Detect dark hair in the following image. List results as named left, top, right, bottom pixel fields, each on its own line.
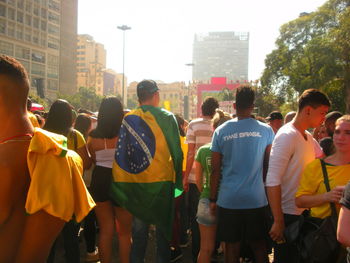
left=78, top=108, right=93, bottom=115
left=175, top=114, right=186, bottom=137
left=35, top=114, right=43, bottom=126
left=235, top=86, right=255, bottom=109
left=44, top=99, right=73, bottom=136
left=212, top=109, right=232, bottom=129
left=0, top=55, right=29, bottom=89
left=325, top=111, right=343, bottom=124
left=90, top=97, right=124, bottom=139
left=74, top=114, right=92, bottom=139
left=298, top=89, right=331, bottom=111
left=27, top=98, right=32, bottom=111
left=201, top=97, right=219, bottom=117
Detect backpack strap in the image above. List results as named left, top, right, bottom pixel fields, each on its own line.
left=320, top=159, right=338, bottom=217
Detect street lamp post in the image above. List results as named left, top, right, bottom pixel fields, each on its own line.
left=117, top=25, right=131, bottom=107
left=184, top=63, right=194, bottom=120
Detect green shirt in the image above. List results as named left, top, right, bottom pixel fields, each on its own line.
left=195, top=143, right=212, bottom=199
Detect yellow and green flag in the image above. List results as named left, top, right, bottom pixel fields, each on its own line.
left=111, top=105, right=183, bottom=239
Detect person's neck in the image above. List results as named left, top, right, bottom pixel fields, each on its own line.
left=292, top=113, right=309, bottom=135
left=139, top=102, right=157, bottom=107
left=236, top=110, right=252, bottom=120
left=0, top=109, right=33, bottom=142
left=326, top=151, right=350, bottom=166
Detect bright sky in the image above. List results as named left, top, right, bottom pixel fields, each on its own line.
left=78, top=0, right=326, bottom=84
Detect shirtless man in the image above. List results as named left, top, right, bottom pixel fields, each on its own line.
left=0, top=56, right=64, bottom=263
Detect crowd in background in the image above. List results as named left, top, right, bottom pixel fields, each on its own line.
left=2, top=55, right=350, bottom=263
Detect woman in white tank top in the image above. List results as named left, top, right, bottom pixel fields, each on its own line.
left=87, top=97, right=132, bottom=263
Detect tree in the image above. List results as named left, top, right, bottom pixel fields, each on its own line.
left=58, top=87, right=103, bottom=112
left=261, top=0, right=350, bottom=112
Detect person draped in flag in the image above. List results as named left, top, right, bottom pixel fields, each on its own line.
left=111, top=79, right=183, bottom=263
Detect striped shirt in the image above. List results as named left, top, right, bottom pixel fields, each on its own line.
left=185, top=117, right=213, bottom=183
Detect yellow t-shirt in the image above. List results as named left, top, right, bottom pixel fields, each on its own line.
left=180, top=136, right=188, bottom=172
left=296, top=159, right=350, bottom=219
left=28, top=112, right=40, bottom=128
left=67, top=129, right=86, bottom=151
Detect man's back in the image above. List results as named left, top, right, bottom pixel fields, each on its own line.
left=0, top=140, right=31, bottom=262
left=211, top=118, right=274, bottom=209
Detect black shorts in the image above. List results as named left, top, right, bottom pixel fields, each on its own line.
left=90, top=165, right=119, bottom=206
left=217, top=206, right=269, bottom=243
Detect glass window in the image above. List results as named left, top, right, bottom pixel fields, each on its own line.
left=48, top=11, right=59, bottom=24
left=17, top=0, right=24, bottom=10
left=8, top=8, right=15, bottom=20
left=24, top=27, right=31, bottom=42
left=32, top=50, right=45, bottom=63
left=31, top=62, right=45, bottom=76
left=32, top=30, right=39, bottom=44
left=47, top=79, right=58, bottom=90
left=0, top=18, right=5, bottom=34
left=7, top=0, right=15, bottom=6
left=33, top=17, right=39, bottom=28
left=7, top=21, right=15, bottom=37
left=48, top=54, right=59, bottom=65
left=48, top=24, right=59, bottom=36
left=25, top=14, right=31, bottom=26
left=41, top=8, right=46, bottom=18
left=0, top=4, right=5, bottom=17
left=47, top=36, right=59, bottom=49
left=25, top=2, right=32, bottom=13
left=47, top=65, right=58, bottom=79
left=18, top=59, right=30, bottom=73
left=0, top=40, right=14, bottom=56
left=40, top=32, right=46, bottom=47
left=17, top=11, right=23, bottom=23
left=48, top=0, right=60, bottom=12
left=40, top=20, right=46, bottom=31
left=15, top=45, right=30, bottom=60
left=33, top=5, right=39, bottom=16
left=16, top=25, right=23, bottom=39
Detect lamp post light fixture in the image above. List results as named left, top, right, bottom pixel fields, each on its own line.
left=117, top=24, right=131, bottom=106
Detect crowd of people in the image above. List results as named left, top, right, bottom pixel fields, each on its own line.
left=2, top=54, right=350, bottom=263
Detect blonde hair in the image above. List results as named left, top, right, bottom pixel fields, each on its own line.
left=212, top=109, right=232, bottom=129
left=336, top=115, right=350, bottom=125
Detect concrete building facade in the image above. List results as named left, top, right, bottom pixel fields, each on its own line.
left=76, top=34, right=121, bottom=97
left=192, top=31, right=249, bottom=82
left=0, top=0, right=78, bottom=99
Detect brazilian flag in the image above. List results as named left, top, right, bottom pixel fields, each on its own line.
left=111, top=105, right=183, bottom=239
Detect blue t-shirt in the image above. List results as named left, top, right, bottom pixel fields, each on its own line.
left=211, top=118, right=274, bottom=209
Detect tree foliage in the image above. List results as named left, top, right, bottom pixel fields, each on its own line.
left=58, top=87, right=103, bottom=112
left=261, top=0, right=350, bottom=112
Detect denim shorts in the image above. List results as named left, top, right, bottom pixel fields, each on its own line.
left=196, top=198, right=216, bottom=226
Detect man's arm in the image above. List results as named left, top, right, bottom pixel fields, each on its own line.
left=183, top=143, right=195, bottom=192
left=209, top=151, right=222, bottom=215
left=338, top=206, right=350, bottom=246
left=263, top=144, right=272, bottom=182
left=267, top=186, right=285, bottom=242
left=14, top=210, right=64, bottom=263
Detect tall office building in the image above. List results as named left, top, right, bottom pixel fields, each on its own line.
left=192, top=31, right=249, bottom=82
left=77, top=34, right=121, bottom=96
left=0, top=0, right=77, bottom=99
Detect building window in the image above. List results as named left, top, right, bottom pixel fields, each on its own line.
left=24, top=27, right=31, bottom=42
left=25, top=2, right=32, bottom=13
left=32, top=30, right=39, bottom=44
left=7, top=0, right=15, bottom=6
left=0, top=4, right=5, bottom=17
left=25, top=14, right=31, bottom=25
left=7, top=21, right=15, bottom=37
left=16, top=25, right=23, bottom=40
left=0, top=18, right=5, bottom=34
left=31, top=63, right=45, bottom=76
left=33, top=17, right=39, bottom=28
left=41, top=20, right=46, bottom=31
left=47, top=79, right=58, bottom=90
left=48, top=11, right=59, bottom=24
left=32, top=50, right=45, bottom=63
left=48, top=24, right=59, bottom=36
left=47, top=36, right=58, bottom=49
left=8, top=8, right=15, bottom=20
left=33, top=5, right=40, bottom=16
left=17, top=11, right=24, bottom=23
left=17, top=0, right=24, bottom=10
left=0, top=40, right=14, bottom=56
left=48, top=0, right=60, bottom=12
left=18, top=59, right=30, bottom=73
left=47, top=65, right=58, bottom=79
left=16, top=45, right=30, bottom=60
left=41, top=8, right=46, bottom=19
left=40, top=32, right=46, bottom=47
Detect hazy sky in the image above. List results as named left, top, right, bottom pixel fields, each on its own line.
left=78, top=0, right=326, bottom=83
